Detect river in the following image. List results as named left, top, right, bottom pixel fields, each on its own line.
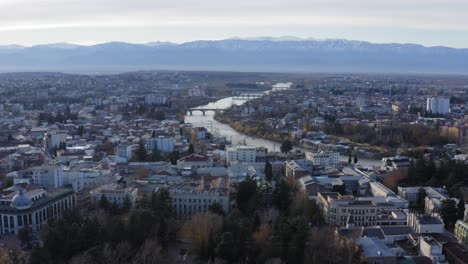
left=184, top=96, right=381, bottom=167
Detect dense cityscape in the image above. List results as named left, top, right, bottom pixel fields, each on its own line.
left=0, top=71, right=467, bottom=263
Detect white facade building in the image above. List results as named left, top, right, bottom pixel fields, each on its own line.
left=426, top=97, right=450, bottom=114
left=145, top=94, right=168, bottom=105
left=0, top=187, right=76, bottom=235
left=145, top=136, right=174, bottom=153
left=90, top=183, right=138, bottom=207
left=226, top=146, right=257, bottom=165
left=44, top=130, right=67, bottom=152
left=168, top=176, right=230, bottom=218
left=306, top=151, right=340, bottom=166
left=116, top=144, right=133, bottom=161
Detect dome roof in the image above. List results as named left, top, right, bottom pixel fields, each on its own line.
left=11, top=191, right=32, bottom=210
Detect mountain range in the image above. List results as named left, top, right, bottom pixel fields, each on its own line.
left=1, top=37, right=467, bottom=74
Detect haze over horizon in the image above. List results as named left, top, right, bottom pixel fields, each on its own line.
left=1, top=0, right=468, bottom=48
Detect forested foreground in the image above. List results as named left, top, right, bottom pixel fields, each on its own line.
left=18, top=178, right=364, bottom=264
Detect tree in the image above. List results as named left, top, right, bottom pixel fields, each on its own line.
left=188, top=143, right=195, bottom=155
left=99, top=194, right=110, bottom=210
left=170, top=151, right=180, bottom=165
left=353, top=151, right=358, bottom=164
left=76, top=125, right=84, bottom=137
left=236, top=177, right=259, bottom=215
left=416, top=188, right=427, bottom=213
left=18, top=225, right=30, bottom=247
left=151, top=145, right=161, bottom=161
left=7, top=134, right=13, bottom=142
left=348, top=152, right=352, bottom=164
left=122, top=196, right=132, bottom=212
left=280, top=139, right=293, bottom=154
left=136, top=140, right=147, bottom=161
left=216, top=232, right=238, bottom=263
left=264, top=160, right=273, bottom=182
left=458, top=198, right=465, bottom=220
left=332, top=183, right=346, bottom=195
left=272, top=180, right=292, bottom=212
left=208, top=202, right=225, bottom=216
left=440, top=199, right=458, bottom=229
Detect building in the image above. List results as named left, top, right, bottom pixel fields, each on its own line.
left=427, top=97, right=450, bottom=114
left=381, top=156, right=410, bottom=171
left=116, top=144, right=133, bottom=161
left=398, top=187, right=448, bottom=207
left=356, top=97, right=366, bottom=112
left=357, top=237, right=397, bottom=264
left=317, top=192, right=406, bottom=227
left=177, top=154, right=213, bottom=169
left=306, top=151, right=340, bottom=166
left=408, top=213, right=444, bottom=234
left=44, top=130, right=67, bottom=152
left=419, top=236, right=448, bottom=264
left=167, top=176, right=230, bottom=218
left=90, top=183, right=138, bottom=208
left=455, top=220, right=468, bottom=246
left=144, top=94, right=168, bottom=105
left=0, top=186, right=76, bottom=235
left=15, top=165, right=64, bottom=188
left=285, top=159, right=313, bottom=180
left=145, top=136, right=174, bottom=153
left=226, top=146, right=257, bottom=165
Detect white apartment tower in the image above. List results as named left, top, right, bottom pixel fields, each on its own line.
left=426, top=97, right=450, bottom=114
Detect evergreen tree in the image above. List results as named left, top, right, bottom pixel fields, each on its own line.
left=236, top=177, right=259, bottom=215
left=77, top=125, right=84, bottom=137
left=353, top=151, right=358, bottom=164
left=264, top=160, right=273, bottom=181
left=440, top=199, right=458, bottom=229
left=188, top=143, right=195, bottom=154
left=280, top=139, right=293, bottom=154
left=99, top=194, right=110, bottom=210
left=208, top=202, right=225, bottom=216
left=416, top=188, right=427, bottom=213
left=272, top=180, right=292, bottom=212
left=348, top=152, right=352, bottom=164
left=458, top=198, right=465, bottom=220
left=151, top=144, right=161, bottom=161
left=170, top=150, right=180, bottom=165
left=122, top=196, right=132, bottom=212
left=18, top=225, right=30, bottom=247
left=136, top=140, right=147, bottom=161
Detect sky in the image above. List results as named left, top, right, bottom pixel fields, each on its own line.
left=0, top=0, right=467, bottom=48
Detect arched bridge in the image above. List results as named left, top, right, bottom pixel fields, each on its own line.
left=186, top=108, right=224, bottom=115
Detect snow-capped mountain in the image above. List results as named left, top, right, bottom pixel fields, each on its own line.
left=0, top=38, right=467, bottom=73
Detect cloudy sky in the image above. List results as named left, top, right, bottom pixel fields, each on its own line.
left=1, top=0, right=467, bottom=47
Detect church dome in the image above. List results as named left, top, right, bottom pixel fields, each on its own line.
left=11, top=191, right=32, bottom=210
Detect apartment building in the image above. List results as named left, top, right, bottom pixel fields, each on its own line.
left=226, top=146, right=257, bottom=165
left=306, top=151, right=340, bottom=166
left=317, top=192, right=406, bottom=227
left=167, top=176, right=230, bottom=218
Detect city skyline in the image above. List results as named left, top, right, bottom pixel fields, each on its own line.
left=1, top=0, right=468, bottom=48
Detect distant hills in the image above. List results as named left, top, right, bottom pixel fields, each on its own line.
left=1, top=37, right=467, bottom=74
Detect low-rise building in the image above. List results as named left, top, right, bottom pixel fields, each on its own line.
left=408, top=213, right=444, bottom=234
left=306, top=151, right=340, bottom=166
left=167, top=176, right=230, bottom=218
left=419, top=236, right=448, bottom=264
left=455, top=220, right=468, bottom=246
left=0, top=186, right=76, bottom=235
left=317, top=192, right=405, bottom=227
left=177, top=154, right=213, bottom=169
left=90, top=183, right=138, bottom=208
